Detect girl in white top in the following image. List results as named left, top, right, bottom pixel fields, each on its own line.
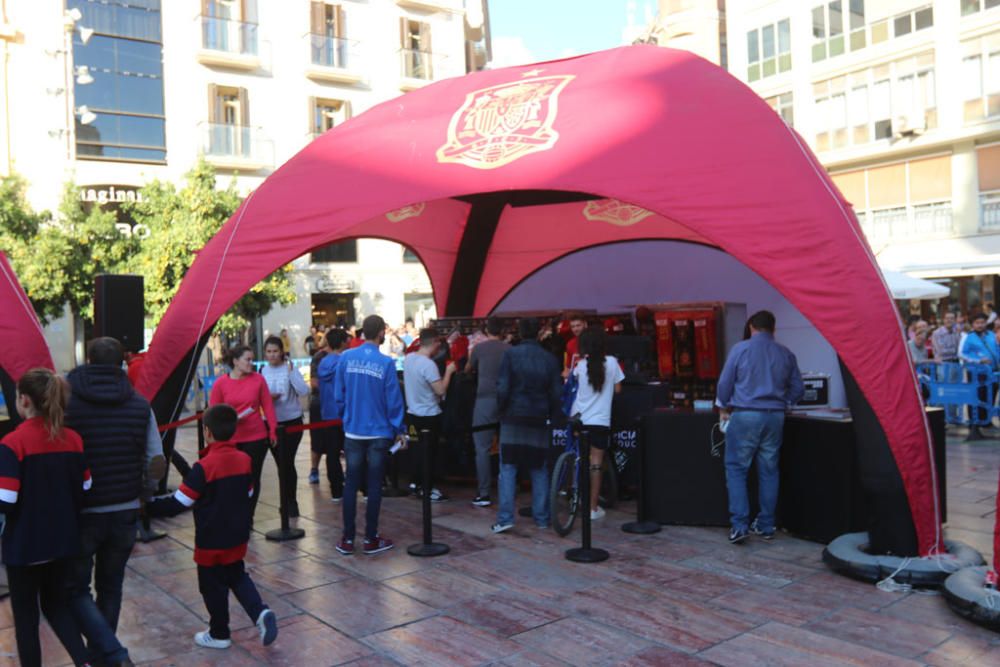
left=570, top=328, right=624, bottom=520
left=261, top=336, right=310, bottom=517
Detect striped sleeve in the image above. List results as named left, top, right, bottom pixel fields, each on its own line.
left=0, top=439, right=22, bottom=506
left=175, top=463, right=206, bottom=507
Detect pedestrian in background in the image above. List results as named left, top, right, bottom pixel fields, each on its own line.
left=717, top=310, right=804, bottom=545
left=261, top=336, right=309, bottom=517
left=316, top=328, right=354, bottom=501
left=467, top=318, right=510, bottom=507
left=960, top=312, right=999, bottom=437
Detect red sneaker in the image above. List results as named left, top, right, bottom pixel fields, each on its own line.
left=335, top=537, right=355, bottom=555
left=362, top=535, right=394, bottom=555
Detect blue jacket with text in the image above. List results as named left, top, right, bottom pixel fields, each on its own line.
left=333, top=343, right=405, bottom=439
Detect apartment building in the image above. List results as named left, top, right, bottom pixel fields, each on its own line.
left=0, top=0, right=489, bottom=366
left=658, top=1, right=1000, bottom=317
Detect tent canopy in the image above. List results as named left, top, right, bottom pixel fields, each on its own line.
left=0, top=251, right=53, bottom=382
left=882, top=270, right=949, bottom=301
left=136, top=45, right=941, bottom=555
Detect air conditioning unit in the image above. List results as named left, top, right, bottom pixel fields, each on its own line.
left=893, top=113, right=926, bottom=138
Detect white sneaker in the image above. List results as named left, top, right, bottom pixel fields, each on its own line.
left=590, top=507, right=606, bottom=521
left=194, top=630, right=232, bottom=649
left=256, top=609, right=278, bottom=646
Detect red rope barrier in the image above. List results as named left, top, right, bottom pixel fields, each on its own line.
left=285, top=419, right=342, bottom=434
left=157, top=412, right=204, bottom=433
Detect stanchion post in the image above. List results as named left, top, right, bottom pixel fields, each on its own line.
left=407, top=428, right=449, bottom=557
left=266, top=425, right=305, bottom=542
left=566, top=423, right=609, bottom=563
left=622, top=416, right=662, bottom=535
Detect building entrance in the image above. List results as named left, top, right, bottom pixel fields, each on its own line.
left=312, top=293, right=356, bottom=329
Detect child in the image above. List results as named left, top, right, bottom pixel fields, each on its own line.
left=147, top=404, right=278, bottom=649
left=0, top=368, right=92, bottom=667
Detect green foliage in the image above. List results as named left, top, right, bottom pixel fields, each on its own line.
left=126, top=160, right=295, bottom=338
left=0, top=175, right=137, bottom=324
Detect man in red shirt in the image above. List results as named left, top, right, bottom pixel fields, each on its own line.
left=563, top=314, right=588, bottom=373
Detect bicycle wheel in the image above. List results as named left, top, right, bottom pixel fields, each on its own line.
left=550, top=450, right=579, bottom=537
left=599, top=456, right=618, bottom=509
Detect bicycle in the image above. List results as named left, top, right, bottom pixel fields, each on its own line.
left=549, top=418, right=619, bottom=537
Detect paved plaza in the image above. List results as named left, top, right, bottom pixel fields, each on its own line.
left=2, top=428, right=998, bottom=666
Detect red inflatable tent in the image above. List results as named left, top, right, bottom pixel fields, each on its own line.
left=136, top=45, right=943, bottom=555
left=0, top=251, right=53, bottom=380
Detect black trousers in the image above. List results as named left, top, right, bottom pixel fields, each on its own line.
left=407, top=413, right=443, bottom=488
left=7, top=560, right=89, bottom=667
left=271, top=417, right=304, bottom=513
left=238, top=438, right=270, bottom=523
left=197, top=561, right=267, bottom=641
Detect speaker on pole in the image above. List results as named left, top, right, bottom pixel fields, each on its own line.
left=94, top=274, right=144, bottom=353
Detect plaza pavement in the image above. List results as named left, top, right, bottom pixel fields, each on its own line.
left=2, top=427, right=998, bottom=666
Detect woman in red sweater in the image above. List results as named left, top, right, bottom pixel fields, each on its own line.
left=210, top=345, right=277, bottom=524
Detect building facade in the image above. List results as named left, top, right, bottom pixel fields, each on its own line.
left=0, top=0, right=489, bottom=367
left=659, top=1, right=1000, bottom=318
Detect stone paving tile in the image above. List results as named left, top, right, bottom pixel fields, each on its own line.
left=138, top=645, right=265, bottom=666
left=782, top=571, right=903, bottom=612
left=443, top=590, right=567, bottom=637
left=490, top=649, right=573, bottom=666
left=921, top=634, right=1000, bottom=666
left=284, top=578, right=436, bottom=636
left=232, top=613, right=372, bottom=666
left=383, top=565, right=501, bottom=606
left=805, top=606, right=952, bottom=658
left=680, top=549, right=820, bottom=588
left=245, top=554, right=354, bottom=595
left=513, top=616, right=652, bottom=666
left=698, top=621, right=925, bottom=667
left=881, top=590, right=1000, bottom=642
left=366, top=615, right=522, bottom=666
left=708, top=581, right=839, bottom=627
left=446, top=546, right=612, bottom=599
left=612, top=645, right=718, bottom=666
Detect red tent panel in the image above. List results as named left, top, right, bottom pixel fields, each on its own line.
left=0, top=251, right=54, bottom=380
left=137, top=46, right=941, bottom=555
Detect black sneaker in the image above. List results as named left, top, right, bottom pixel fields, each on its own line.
left=729, top=527, right=748, bottom=545
left=749, top=521, right=775, bottom=540
left=472, top=495, right=492, bottom=507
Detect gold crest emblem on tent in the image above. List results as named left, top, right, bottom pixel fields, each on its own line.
left=582, top=199, right=654, bottom=227
left=436, top=75, right=575, bottom=170
left=385, top=202, right=426, bottom=222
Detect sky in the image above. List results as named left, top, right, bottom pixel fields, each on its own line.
left=488, top=0, right=658, bottom=68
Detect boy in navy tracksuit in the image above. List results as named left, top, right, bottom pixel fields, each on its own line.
left=147, top=404, right=278, bottom=650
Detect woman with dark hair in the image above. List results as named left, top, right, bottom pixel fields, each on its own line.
left=492, top=318, right=563, bottom=533
left=0, top=368, right=92, bottom=667
left=261, top=336, right=309, bottom=517
left=210, top=344, right=277, bottom=524
left=569, top=328, right=624, bottom=521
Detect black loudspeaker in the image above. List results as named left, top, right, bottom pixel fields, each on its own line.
left=94, top=274, right=144, bottom=353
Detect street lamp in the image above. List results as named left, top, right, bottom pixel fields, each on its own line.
left=79, top=26, right=94, bottom=45
left=75, top=65, right=93, bottom=85
left=76, top=105, right=96, bottom=125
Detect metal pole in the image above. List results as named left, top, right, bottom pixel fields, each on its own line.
left=266, top=425, right=305, bottom=541
left=566, top=423, right=609, bottom=563
left=407, top=428, right=449, bottom=557
left=622, top=416, right=661, bottom=534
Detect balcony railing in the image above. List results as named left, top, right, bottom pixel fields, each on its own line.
left=399, top=48, right=447, bottom=89
left=305, top=34, right=363, bottom=84
left=199, top=122, right=272, bottom=170
left=862, top=202, right=954, bottom=241
left=198, top=16, right=260, bottom=69
left=981, top=193, right=1000, bottom=231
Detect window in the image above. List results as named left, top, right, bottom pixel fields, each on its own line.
left=962, top=0, right=1000, bottom=16
left=206, top=84, right=251, bottom=156
left=961, top=34, right=1000, bottom=121
left=400, top=19, right=433, bottom=79
left=746, top=19, right=790, bottom=80
left=872, top=79, right=892, bottom=139
left=813, top=1, right=862, bottom=61
left=893, top=6, right=932, bottom=38
left=311, top=97, right=351, bottom=137
left=201, top=0, right=258, bottom=55
left=765, top=92, right=794, bottom=126
left=310, top=2, right=348, bottom=68
left=69, top=0, right=166, bottom=163
left=849, top=0, right=865, bottom=50
left=403, top=247, right=420, bottom=263
left=312, top=240, right=358, bottom=263
left=849, top=85, right=868, bottom=143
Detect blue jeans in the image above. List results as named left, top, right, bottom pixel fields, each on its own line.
left=69, top=509, right=136, bottom=664
left=724, top=410, right=784, bottom=532
left=496, top=454, right=550, bottom=527
left=343, top=437, right=391, bottom=540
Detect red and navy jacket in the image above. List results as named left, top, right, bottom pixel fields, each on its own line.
left=147, top=440, right=252, bottom=566
left=0, top=417, right=91, bottom=566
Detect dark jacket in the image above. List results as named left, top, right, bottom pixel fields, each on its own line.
left=65, top=364, right=150, bottom=508
left=496, top=340, right=562, bottom=424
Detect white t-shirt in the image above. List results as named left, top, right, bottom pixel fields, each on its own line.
left=403, top=353, right=443, bottom=417
left=570, top=355, right=625, bottom=427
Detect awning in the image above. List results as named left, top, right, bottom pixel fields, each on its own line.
left=877, top=234, right=1000, bottom=278
left=881, top=269, right=950, bottom=299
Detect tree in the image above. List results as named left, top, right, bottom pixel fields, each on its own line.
left=126, top=160, right=295, bottom=339
left=0, top=174, right=136, bottom=324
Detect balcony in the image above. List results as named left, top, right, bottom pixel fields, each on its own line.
left=981, top=193, right=1000, bottom=231
left=305, top=35, right=363, bottom=85
left=197, top=16, right=260, bottom=70
left=399, top=48, right=446, bottom=90
left=862, top=202, right=954, bottom=241
left=396, top=0, right=459, bottom=12
left=199, top=122, right=273, bottom=171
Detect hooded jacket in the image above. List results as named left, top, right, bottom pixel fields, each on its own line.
left=317, top=351, right=341, bottom=421
left=65, top=364, right=151, bottom=508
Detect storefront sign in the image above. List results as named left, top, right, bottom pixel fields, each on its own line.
left=315, top=277, right=357, bottom=293
left=79, top=185, right=149, bottom=239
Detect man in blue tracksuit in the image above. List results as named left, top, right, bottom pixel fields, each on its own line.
left=333, top=315, right=406, bottom=556
left=960, top=312, right=1000, bottom=437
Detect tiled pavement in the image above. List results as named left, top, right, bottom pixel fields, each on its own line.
left=3, top=427, right=999, bottom=666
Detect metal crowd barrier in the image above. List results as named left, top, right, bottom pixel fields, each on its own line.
left=917, top=361, right=998, bottom=426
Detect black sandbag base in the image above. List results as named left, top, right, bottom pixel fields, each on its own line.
left=823, top=532, right=984, bottom=588
left=943, top=566, right=1000, bottom=632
